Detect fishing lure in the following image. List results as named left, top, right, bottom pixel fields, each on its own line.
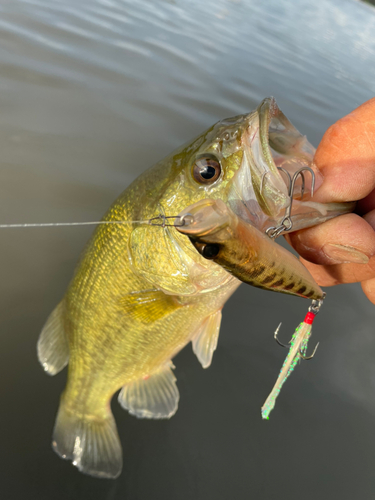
left=261, top=298, right=324, bottom=419
left=175, top=187, right=324, bottom=300
left=175, top=182, right=326, bottom=420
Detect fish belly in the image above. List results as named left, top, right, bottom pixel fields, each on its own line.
left=62, top=294, right=217, bottom=413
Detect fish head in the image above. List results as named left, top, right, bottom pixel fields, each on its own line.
left=157, top=97, right=314, bottom=230
left=155, top=110, right=250, bottom=216
left=129, top=98, right=316, bottom=296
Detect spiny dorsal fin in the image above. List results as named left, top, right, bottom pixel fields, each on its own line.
left=192, top=310, right=222, bottom=369
left=37, top=301, right=69, bottom=376
left=118, top=362, right=179, bottom=419
left=120, top=289, right=182, bottom=324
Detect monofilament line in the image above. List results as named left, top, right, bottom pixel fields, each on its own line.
left=0, top=215, right=189, bottom=229
left=0, top=220, right=150, bottom=229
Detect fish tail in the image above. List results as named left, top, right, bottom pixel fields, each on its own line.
left=52, top=396, right=123, bottom=479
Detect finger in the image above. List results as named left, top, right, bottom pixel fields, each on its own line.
left=299, top=257, right=375, bottom=287
left=286, top=213, right=375, bottom=265
left=312, top=97, right=375, bottom=204
left=364, top=208, right=375, bottom=229
left=361, top=277, right=375, bottom=306
left=357, top=187, right=375, bottom=214
left=298, top=259, right=339, bottom=287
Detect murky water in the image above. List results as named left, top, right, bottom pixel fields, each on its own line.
left=1, top=0, right=375, bottom=498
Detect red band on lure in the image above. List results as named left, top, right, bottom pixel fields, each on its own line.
left=304, top=312, right=315, bottom=325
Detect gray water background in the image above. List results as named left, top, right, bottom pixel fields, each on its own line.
left=1, top=0, right=375, bottom=498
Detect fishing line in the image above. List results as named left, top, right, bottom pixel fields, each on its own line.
left=0, top=221, right=147, bottom=228
left=0, top=214, right=189, bottom=229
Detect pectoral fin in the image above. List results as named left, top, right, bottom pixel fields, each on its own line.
left=192, top=310, right=222, bottom=368
left=120, top=289, right=182, bottom=324
left=37, top=301, right=69, bottom=376
left=118, top=363, right=179, bottom=419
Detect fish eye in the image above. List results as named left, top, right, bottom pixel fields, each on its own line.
left=192, top=155, right=221, bottom=184
left=202, top=243, right=220, bottom=259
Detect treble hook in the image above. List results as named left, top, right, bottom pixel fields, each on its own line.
left=265, top=166, right=316, bottom=239
left=273, top=321, right=319, bottom=360
left=277, top=167, right=292, bottom=190
left=289, top=166, right=315, bottom=199
left=284, top=166, right=316, bottom=221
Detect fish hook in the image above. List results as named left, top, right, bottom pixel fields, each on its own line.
left=273, top=319, right=319, bottom=360
left=263, top=296, right=324, bottom=419
left=274, top=322, right=290, bottom=348
left=289, top=166, right=315, bottom=199
left=299, top=342, right=319, bottom=361
left=277, top=167, right=292, bottom=191
left=265, top=166, right=316, bottom=239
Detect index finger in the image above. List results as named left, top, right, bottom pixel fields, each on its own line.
left=312, top=97, right=375, bottom=204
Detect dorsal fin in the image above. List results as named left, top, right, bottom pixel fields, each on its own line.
left=192, top=310, right=222, bottom=368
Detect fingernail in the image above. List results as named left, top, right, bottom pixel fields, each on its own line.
left=322, top=243, right=370, bottom=264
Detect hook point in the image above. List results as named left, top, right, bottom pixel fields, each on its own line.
left=299, top=341, right=319, bottom=360
left=274, top=322, right=289, bottom=348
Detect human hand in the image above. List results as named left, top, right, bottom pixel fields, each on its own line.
left=286, top=98, right=375, bottom=304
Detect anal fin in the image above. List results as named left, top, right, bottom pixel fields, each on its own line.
left=192, top=309, right=222, bottom=369
left=118, top=363, right=179, bottom=419
left=37, top=301, right=69, bottom=376
left=120, top=289, right=181, bottom=324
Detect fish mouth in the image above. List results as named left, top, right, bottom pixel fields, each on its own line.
left=227, top=97, right=315, bottom=232
left=177, top=99, right=354, bottom=249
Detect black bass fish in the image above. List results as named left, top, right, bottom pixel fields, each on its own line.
left=38, top=98, right=353, bottom=478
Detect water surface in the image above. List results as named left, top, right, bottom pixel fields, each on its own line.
left=1, top=0, right=375, bottom=499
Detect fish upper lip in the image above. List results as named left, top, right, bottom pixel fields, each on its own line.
left=227, top=107, right=283, bottom=228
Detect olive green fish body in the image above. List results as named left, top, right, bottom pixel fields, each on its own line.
left=38, top=118, right=246, bottom=478
left=64, top=183, right=235, bottom=409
